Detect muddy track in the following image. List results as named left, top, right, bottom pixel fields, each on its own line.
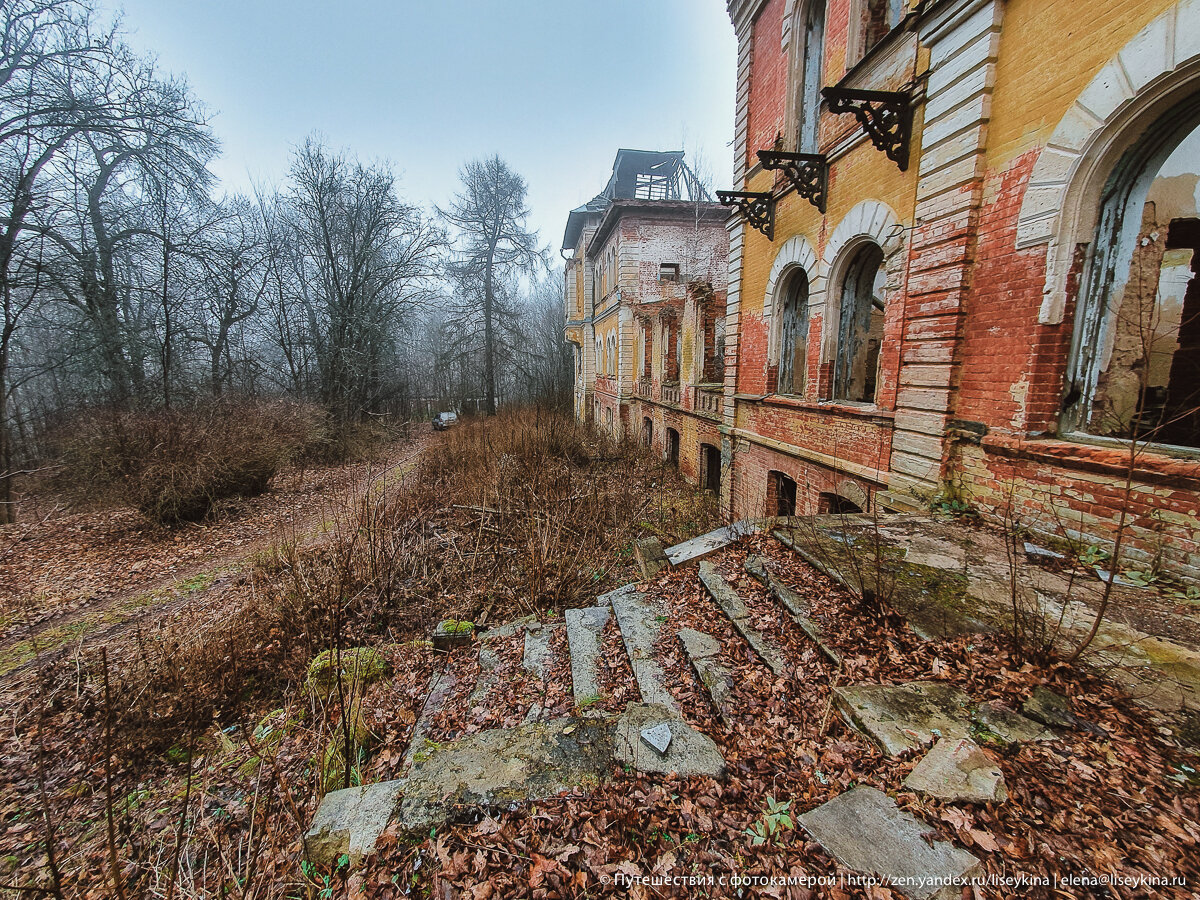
left=0, top=435, right=429, bottom=689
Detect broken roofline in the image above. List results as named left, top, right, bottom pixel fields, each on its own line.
left=584, top=200, right=730, bottom=259
left=562, top=150, right=712, bottom=251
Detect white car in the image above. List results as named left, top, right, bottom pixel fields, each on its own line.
left=432, top=411, right=458, bottom=431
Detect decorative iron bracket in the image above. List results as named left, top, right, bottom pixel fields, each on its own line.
left=716, top=190, right=775, bottom=240
left=822, top=87, right=912, bottom=171
left=757, top=150, right=828, bottom=213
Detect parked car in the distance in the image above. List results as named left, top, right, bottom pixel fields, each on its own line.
left=432, top=411, right=458, bottom=431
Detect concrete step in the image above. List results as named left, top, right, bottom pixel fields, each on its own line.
left=663, top=519, right=763, bottom=567
left=697, top=561, right=788, bottom=676
left=744, top=554, right=843, bottom=667
left=799, top=786, right=979, bottom=900
left=603, top=583, right=679, bottom=712
left=565, top=605, right=610, bottom=714
left=402, top=666, right=461, bottom=770
left=677, top=627, right=734, bottom=722
left=522, top=621, right=561, bottom=681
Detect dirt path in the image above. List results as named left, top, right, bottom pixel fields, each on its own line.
left=0, top=432, right=429, bottom=678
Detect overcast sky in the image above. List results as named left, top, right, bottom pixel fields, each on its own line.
left=106, top=0, right=738, bottom=253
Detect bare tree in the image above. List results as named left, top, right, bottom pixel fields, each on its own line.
left=282, top=137, right=443, bottom=430
left=440, top=155, right=544, bottom=415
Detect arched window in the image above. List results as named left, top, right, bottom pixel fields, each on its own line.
left=1065, top=119, right=1200, bottom=449
left=666, top=428, right=680, bottom=466
left=833, top=243, right=886, bottom=403
left=642, top=417, right=653, bottom=448
left=778, top=269, right=810, bottom=395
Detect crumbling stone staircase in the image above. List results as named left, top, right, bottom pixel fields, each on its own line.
left=306, top=519, right=1067, bottom=898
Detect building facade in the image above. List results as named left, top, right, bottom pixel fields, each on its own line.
left=716, top=0, right=1200, bottom=575
left=564, top=151, right=732, bottom=488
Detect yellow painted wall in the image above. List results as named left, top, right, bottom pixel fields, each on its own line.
left=986, top=0, right=1179, bottom=168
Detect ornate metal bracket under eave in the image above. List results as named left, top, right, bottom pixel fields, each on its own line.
left=757, top=150, right=828, bottom=213
left=716, top=190, right=775, bottom=240
left=821, top=86, right=912, bottom=171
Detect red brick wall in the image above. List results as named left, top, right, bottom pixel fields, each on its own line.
left=742, top=401, right=893, bottom=473
left=731, top=441, right=879, bottom=519
left=747, top=0, right=787, bottom=168
left=954, top=150, right=1072, bottom=434
left=952, top=149, right=1200, bottom=577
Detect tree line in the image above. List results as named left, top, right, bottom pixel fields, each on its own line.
left=0, top=0, right=571, bottom=521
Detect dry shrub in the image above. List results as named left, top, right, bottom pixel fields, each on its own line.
left=53, top=398, right=328, bottom=523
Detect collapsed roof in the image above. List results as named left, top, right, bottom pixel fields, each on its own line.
left=562, top=150, right=711, bottom=251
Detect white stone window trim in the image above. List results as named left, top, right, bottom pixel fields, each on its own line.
left=1015, top=0, right=1200, bottom=324
left=820, top=200, right=905, bottom=395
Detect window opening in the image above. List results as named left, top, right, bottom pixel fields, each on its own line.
left=833, top=243, right=886, bottom=402
left=769, top=471, right=798, bottom=516
left=796, top=0, right=826, bottom=153
left=818, top=492, right=863, bottom=514
left=778, top=270, right=810, bottom=395
left=1066, top=119, right=1200, bottom=449
left=700, top=443, right=722, bottom=494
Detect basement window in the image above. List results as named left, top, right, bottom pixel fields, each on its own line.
left=818, top=492, right=863, bottom=514
left=1065, top=121, right=1200, bottom=450
left=768, top=471, right=797, bottom=516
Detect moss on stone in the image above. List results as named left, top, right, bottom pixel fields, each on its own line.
left=305, top=647, right=389, bottom=697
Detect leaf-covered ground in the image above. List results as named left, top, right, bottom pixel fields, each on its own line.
left=0, top=416, right=1197, bottom=899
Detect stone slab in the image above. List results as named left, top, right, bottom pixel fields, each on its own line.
left=304, top=779, right=405, bottom=868
left=635, top=536, right=669, bottom=580
left=566, top=606, right=609, bottom=710
left=467, top=642, right=501, bottom=709
left=522, top=622, right=559, bottom=680
left=903, top=737, right=1008, bottom=803
left=614, top=703, right=725, bottom=778
left=678, top=628, right=734, bottom=721
left=799, top=787, right=979, bottom=900
left=402, top=669, right=460, bottom=770
left=665, top=520, right=762, bottom=567
left=396, top=716, right=612, bottom=836
left=744, top=555, right=842, bottom=666
left=836, top=682, right=1052, bottom=756
left=1022, top=685, right=1080, bottom=729
left=698, top=561, right=787, bottom=676
left=604, top=583, right=679, bottom=712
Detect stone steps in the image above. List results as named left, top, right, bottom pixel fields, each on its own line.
left=744, top=554, right=843, bottom=667
left=603, top=583, right=680, bottom=712
left=677, top=627, right=734, bottom=722
left=565, top=605, right=610, bottom=714
left=697, top=561, right=788, bottom=676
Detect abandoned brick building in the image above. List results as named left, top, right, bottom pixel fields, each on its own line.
left=562, top=150, right=732, bottom=489
left=689, top=0, right=1200, bottom=578
left=564, top=0, right=1200, bottom=579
